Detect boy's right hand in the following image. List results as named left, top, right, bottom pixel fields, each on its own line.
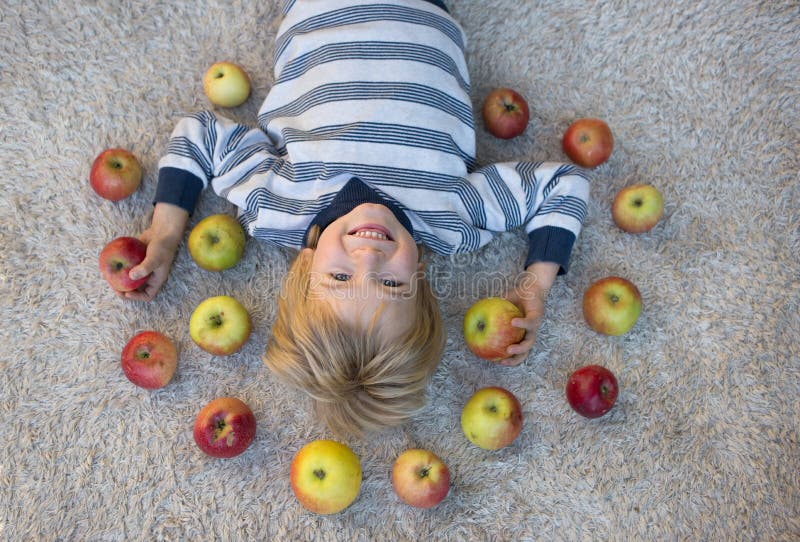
left=117, top=203, right=189, bottom=302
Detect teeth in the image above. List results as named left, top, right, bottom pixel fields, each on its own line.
left=353, top=230, right=388, bottom=240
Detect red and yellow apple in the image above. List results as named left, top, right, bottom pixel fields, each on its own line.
left=391, top=448, right=450, bottom=508
left=203, top=61, right=251, bottom=108
left=121, top=331, right=178, bottom=389
left=562, top=118, right=614, bottom=168
left=612, top=184, right=664, bottom=233
left=463, top=297, right=525, bottom=362
left=481, top=87, right=530, bottom=139
left=460, top=387, right=523, bottom=450
left=582, top=276, right=642, bottom=336
left=193, top=397, right=256, bottom=458
left=99, top=236, right=149, bottom=292
left=566, top=365, right=619, bottom=418
left=188, top=214, right=246, bottom=271
left=189, top=295, right=251, bottom=355
left=291, top=440, right=362, bottom=514
left=89, top=148, right=142, bottom=201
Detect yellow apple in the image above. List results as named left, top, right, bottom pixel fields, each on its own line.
left=203, top=61, right=251, bottom=108
left=290, top=440, right=362, bottom=514
left=582, top=276, right=642, bottom=335
left=189, top=295, right=251, bottom=355
left=188, top=214, right=246, bottom=271
left=461, top=387, right=523, bottom=450
left=463, top=297, right=525, bottom=362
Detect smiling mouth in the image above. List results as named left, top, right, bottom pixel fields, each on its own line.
left=348, top=224, right=393, bottom=241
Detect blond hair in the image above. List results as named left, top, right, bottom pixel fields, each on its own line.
left=263, top=229, right=445, bottom=437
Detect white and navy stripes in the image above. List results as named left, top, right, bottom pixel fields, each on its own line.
left=156, top=0, right=590, bottom=272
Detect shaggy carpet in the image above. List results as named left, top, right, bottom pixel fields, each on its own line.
left=2, top=1, right=798, bottom=540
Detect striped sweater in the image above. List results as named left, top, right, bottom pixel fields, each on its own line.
left=155, top=0, right=590, bottom=272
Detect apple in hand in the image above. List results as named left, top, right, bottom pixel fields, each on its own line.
left=582, top=276, right=642, bottom=336
left=193, top=397, right=256, bottom=458
left=89, top=148, right=142, bottom=201
left=392, top=448, right=450, bottom=508
left=291, top=440, right=362, bottom=514
left=203, top=61, right=251, bottom=108
left=562, top=118, right=614, bottom=168
left=612, top=184, right=664, bottom=233
left=482, top=87, right=530, bottom=139
left=99, top=236, right=149, bottom=292
left=461, top=387, right=523, bottom=450
left=463, top=297, right=525, bottom=362
left=189, top=295, right=251, bottom=355
left=566, top=365, right=619, bottom=418
left=121, top=331, right=178, bottom=389
left=188, top=214, right=246, bottom=271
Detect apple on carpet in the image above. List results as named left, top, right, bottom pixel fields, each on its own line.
left=99, top=236, right=150, bottom=292
left=562, top=117, right=614, bottom=168
left=582, top=276, right=642, bottom=336
left=189, top=295, right=252, bottom=355
left=463, top=297, right=526, bottom=362
left=89, top=147, right=142, bottom=201
left=188, top=214, right=246, bottom=271
left=193, top=397, right=256, bottom=458
left=612, top=184, right=665, bottom=233
left=291, top=440, right=362, bottom=514
left=481, top=87, right=530, bottom=139
left=391, top=448, right=450, bottom=508
left=461, top=387, right=523, bottom=450
left=121, top=331, right=178, bottom=389
left=566, top=365, right=619, bottom=418
left=203, top=61, right=251, bottom=108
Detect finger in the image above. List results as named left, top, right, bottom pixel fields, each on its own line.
left=495, top=353, right=525, bottom=367
left=123, top=289, right=154, bottom=302
left=511, top=317, right=536, bottom=331
left=129, top=258, right=157, bottom=281
left=507, top=337, right=535, bottom=356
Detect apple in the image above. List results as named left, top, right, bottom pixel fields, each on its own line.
left=203, top=61, right=251, bottom=108
left=99, top=236, right=149, bottom=292
left=391, top=448, right=450, bottom=508
left=566, top=365, right=619, bottom=418
left=290, top=439, right=362, bottom=514
left=460, top=387, right=523, bottom=450
left=582, top=276, right=642, bottom=336
left=193, top=397, right=256, bottom=458
left=481, top=87, right=530, bottom=139
left=121, top=331, right=178, bottom=389
left=463, top=297, right=525, bottom=362
left=187, top=214, right=246, bottom=271
left=612, top=184, right=664, bottom=233
left=562, top=118, right=614, bottom=168
left=189, top=295, right=251, bottom=355
left=89, top=148, right=142, bottom=201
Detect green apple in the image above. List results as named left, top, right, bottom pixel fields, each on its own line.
left=290, top=440, right=362, bottom=514
left=203, top=61, right=251, bottom=108
left=187, top=214, right=246, bottom=271
left=463, top=297, right=525, bottom=362
left=460, top=387, right=523, bottom=450
left=189, top=295, right=251, bottom=355
left=612, top=184, right=664, bottom=233
left=582, top=276, right=642, bottom=335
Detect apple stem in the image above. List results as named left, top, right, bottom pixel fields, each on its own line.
left=313, top=469, right=326, bottom=480
left=419, top=467, right=430, bottom=478
left=209, top=314, right=223, bottom=327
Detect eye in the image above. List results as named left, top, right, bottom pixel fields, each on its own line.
left=332, top=273, right=351, bottom=282
left=382, top=279, right=399, bottom=288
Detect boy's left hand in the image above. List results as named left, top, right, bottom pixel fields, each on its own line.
left=496, top=262, right=559, bottom=366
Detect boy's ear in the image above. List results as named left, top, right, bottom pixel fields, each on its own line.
left=300, top=247, right=313, bottom=260
left=417, top=261, right=426, bottom=272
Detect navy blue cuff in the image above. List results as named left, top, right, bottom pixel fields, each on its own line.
left=154, top=167, right=204, bottom=215
left=525, top=226, right=577, bottom=275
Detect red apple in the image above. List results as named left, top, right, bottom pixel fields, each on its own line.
left=562, top=118, right=614, bottom=168
left=460, top=387, right=523, bottom=450
left=121, top=331, right=178, bottom=389
left=391, top=449, right=450, bottom=508
left=612, top=184, right=664, bottom=233
left=193, top=397, right=256, bottom=458
left=89, top=148, right=142, bottom=201
left=566, top=365, right=619, bottom=418
left=582, top=276, right=642, bottom=336
left=481, top=87, right=530, bottom=139
left=463, top=297, right=525, bottom=362
left=99, top=236, right=149, bottom=292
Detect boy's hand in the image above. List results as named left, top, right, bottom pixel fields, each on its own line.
left=497, top=261, right=559, bottom=366
left=117, top=203, right=188, bottom=302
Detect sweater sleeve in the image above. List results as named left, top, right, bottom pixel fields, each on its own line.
left=464, top=162, right=590, bottom=274
left=155, top=110, right=280, bottom=215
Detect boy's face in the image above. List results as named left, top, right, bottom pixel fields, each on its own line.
left=307, top=203, right=421, bottom=338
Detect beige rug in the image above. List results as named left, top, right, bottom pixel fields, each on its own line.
left=2, top=1, right=798, bottom=540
